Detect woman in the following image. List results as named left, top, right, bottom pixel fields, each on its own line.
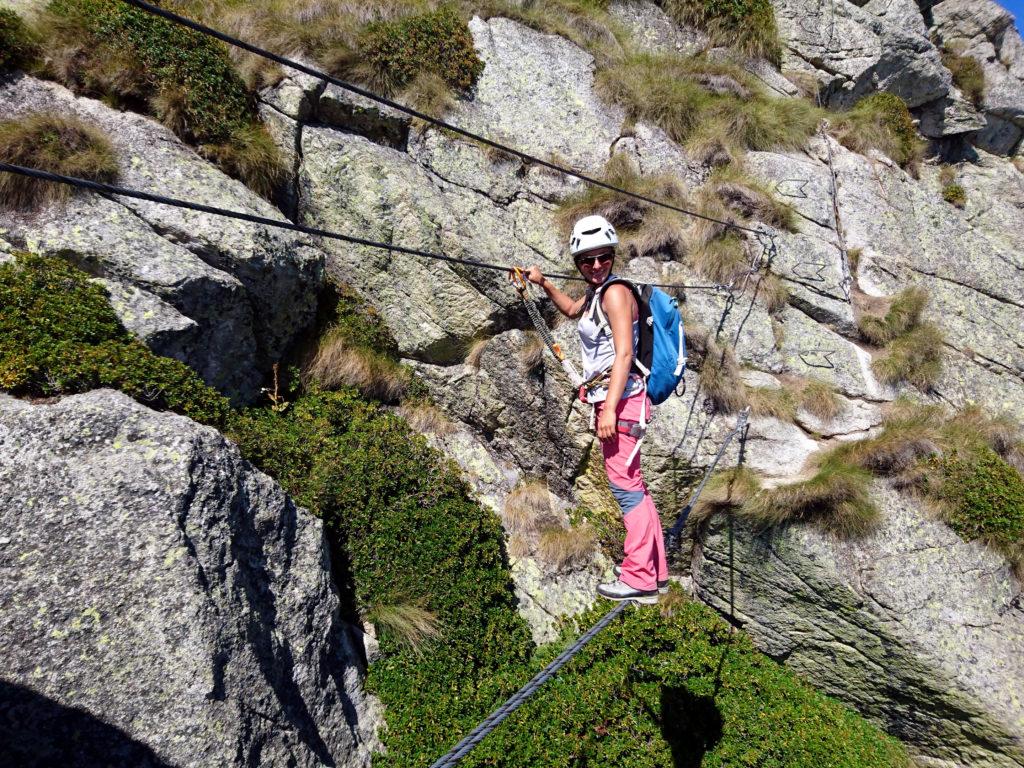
left=525, top=214, right=668, bottom=604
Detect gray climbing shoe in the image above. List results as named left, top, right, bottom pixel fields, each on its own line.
left=614, top=565, right=668, bottom=594
left=597, top=579, right=659, bottom=604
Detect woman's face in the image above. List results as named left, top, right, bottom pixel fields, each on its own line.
left=575, top=248, right=614, bottom=286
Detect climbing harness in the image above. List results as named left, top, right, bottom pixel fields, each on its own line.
left=666, top=407, right=751, bottom=553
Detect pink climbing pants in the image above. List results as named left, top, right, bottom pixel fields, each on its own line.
left=594, top=392, right=668, bottom=592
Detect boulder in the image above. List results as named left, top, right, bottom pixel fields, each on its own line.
left=0, top=74, right=324, bottom=404
left=453, top=17, right=626, bottom=173
left=0, top=390, right=382, bottom=768
left=776, top=0, right=951, bottom=109
left=692, top=481, right=1024, bottom=767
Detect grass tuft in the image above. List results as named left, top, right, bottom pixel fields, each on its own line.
left=799, top=379, right=841, bottom=422
left=518, top=331, right=546, bottom=373
left=364, top=600, right=442, bottom=654
left=503, top=479, right=551, bottom=534
left=303, top=332, right=410, bottom=402
left=742, top=456, right=879, bottom=536
left=537, top=524, right=597, bottom=570
left=745, top=385, right=796, bottom=421
left=692, top=334, right=747, bottom=414
left=690, top=467, right=762, bottom=524
left=858, top=287, right=928, bottom=346
left=197, top=123, right=288, bottom=200
left=873, top=324, right=945, bottom=390
left=597, top=54, right=819, bottom=153
left=0, top=113, right=119, bottom=210
left=832, top=92, right=924, bottom=171
left=464, top=337, right=490, bottom=370
left=398, top=399, right=455, bottom=435
left=942, top=183, right=967, bottom=208
left=942, top=49, right=985, bottom=107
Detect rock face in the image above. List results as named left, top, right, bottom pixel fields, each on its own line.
left=0, top=74, right=325, bottom=404
left=693, top=482, right=1024, bottom=767
left=0, top=391, right=381, bottom=768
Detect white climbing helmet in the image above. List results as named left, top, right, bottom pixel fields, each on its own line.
left=569, top=214, right=618, bottom=258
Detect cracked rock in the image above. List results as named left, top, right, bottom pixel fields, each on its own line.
left=0, top=390, right=382, bottom=768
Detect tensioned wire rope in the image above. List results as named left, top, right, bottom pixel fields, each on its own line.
left=118, top=0, right=766, bottom=237
left=0, top=163, right=730, bottom=291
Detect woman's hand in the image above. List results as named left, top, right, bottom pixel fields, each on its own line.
left=597, top=409, right=617, bottom=441
left=524, top=265, right=545, bottom=286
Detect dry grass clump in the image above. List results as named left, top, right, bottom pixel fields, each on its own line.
left=941, top=48, right=986, bottom=107
left=831, top=92, right=925, bottom=171
left=742, top=456, right=879, bottom=536
left=364, top=599, right=441, bottom=653
left=691, top=333, right=747, bottom=414
left=798, top=379, right=841, bottom=422
left=464, top=336, right=490, bottom=370
left=690, top=467, right=762, bottom=524
left=597, top=54, right=819, bottom=153
left=858, top=287, right=944, bottom=390
left=0, top=113, right=119, bottom=210
left=556, top=153, right=690, bottom=262
left=873, top=325, right=945, bottom=390
left=703, top=166, right=796, bottom=231
left=836, top=402, right=944, bottom=474
left=507, top=532, right=531, bottom=560
left=303, top=329, right=410, bottom=401
left=663, top=0, right=782, bottom=64
left=519, top=331, right=546, bottom=373
left=398, top=399, right=455, bottom=435
left=197, top=123, right=287, bottom=199
left=537, top=523, right=597, bottom=570
left=858, top=287, right=928, bottom=345
left=502, top=479, right=552, bottom=533
left=745, top=385, right=796, bottom=421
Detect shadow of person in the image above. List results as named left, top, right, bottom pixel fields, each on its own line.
left=659, top=684, right=724, bottom=768
left=0, top=679, right=174, bottom=768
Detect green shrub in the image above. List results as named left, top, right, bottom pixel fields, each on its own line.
left=942, top=182, right=967, bottom=208
left=942, top=50, right=985, bottom=107
left=663, top=0, right=782, bottom=64
left=462, top=596, right=909, bottom=768
left=0, top=8, right=37, bottom=72
left=348, top=6, right=483, bottom=97
left=931, top=446, right=1024, bottom=565
left=0, top=112, right=119, bottom=210
left=833, top=92, right=924, bottom=170
left=228, top=387, right=536, bottom=766
left=0, top=252, right=231, bottom=426
left=40, top=0, right=284, bottom=194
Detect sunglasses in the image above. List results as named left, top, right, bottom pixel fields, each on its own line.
left=575, top=252, right=614, bottom=267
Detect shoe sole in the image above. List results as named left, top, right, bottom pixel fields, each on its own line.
left=613, top=567, right=669, bottom=594
left=598, top=590, right=660, bottom=605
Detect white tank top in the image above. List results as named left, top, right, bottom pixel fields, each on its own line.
left=578, top=280, right=641, bottom=401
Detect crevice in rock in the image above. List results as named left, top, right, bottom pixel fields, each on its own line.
left=903, top=264, right=1024, bottom=310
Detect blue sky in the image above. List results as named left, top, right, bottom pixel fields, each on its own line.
left=996, top=0, right=1024, bottom=31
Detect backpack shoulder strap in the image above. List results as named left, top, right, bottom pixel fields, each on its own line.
left=591, top=277, right=640, bottom=333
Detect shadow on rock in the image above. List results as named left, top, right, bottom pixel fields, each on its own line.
left=0, top=679, right=174, bottom=768
left=660, top=684, right=724, bottom=768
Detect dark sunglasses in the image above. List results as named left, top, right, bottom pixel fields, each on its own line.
left=575, top=252, right=613, bottom=267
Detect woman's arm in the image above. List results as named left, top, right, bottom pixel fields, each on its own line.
left=596, top=284, right=637, bottom=440
left=524, top=266, right=587, bottom=317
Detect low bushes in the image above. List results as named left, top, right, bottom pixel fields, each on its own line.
left=0, top=8, right=36, bottom=72
left=943, top=182, right=967, bottom=208
left=39, top=0, right=284, bottom=196
left=0, top=252, right=230, bottom=426
left=463, top=595, right=910, bottom=768
left=942, top=49, right=985, bottom=107
left=0, top=113, right=119, bottom=210
left=348, top=6, right=484, bottom=97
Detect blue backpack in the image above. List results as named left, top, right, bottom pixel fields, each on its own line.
left=591, top=278, right=687, bottom=404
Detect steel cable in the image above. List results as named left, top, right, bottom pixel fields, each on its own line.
left=0, top=163, right=728, bottom=291
left=119, top=0, right=764, bottom=236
